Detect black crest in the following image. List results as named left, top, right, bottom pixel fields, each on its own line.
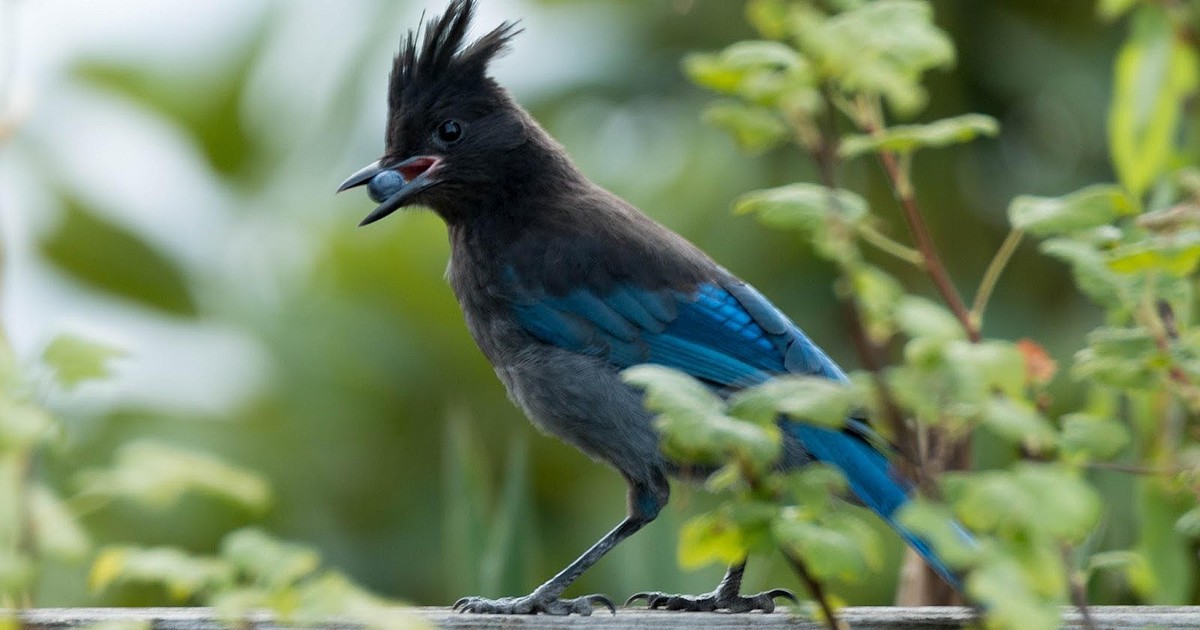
left=388, top=0, right=521, bottom=112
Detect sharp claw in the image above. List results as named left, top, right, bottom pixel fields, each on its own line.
left=623, top=592, right=653, bottom=608
left=766, top=588, right=800, bottom=605
left=452, top=597, right=469, bottom=612
left=589, top=594, right=617, bottom=615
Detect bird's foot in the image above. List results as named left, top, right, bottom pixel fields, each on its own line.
left=453, top=592, right=616, bottom=616
left=625, top=588, right=797, bottom=613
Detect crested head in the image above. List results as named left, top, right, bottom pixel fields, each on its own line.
left=388, top=0, right=520, bottom=123
left=338, top=0, right=583, bottom=227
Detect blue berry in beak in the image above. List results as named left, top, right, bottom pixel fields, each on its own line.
left=367, top=170, right=406, bottom=203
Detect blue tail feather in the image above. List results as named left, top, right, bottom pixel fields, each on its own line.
left=785, top=421, right=963, bottom=590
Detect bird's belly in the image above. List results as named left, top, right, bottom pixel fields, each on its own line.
left=492, top=343, right=668, bottom=486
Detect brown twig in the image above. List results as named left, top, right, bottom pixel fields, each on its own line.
left=1062, top=544, right=1097, bottom=630
left=781, top=549, right=843, bottom=630
left=857, top=102, right=981, bottom=344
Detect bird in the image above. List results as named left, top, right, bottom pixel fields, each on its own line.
left=338, top=0, right=962, bottom=616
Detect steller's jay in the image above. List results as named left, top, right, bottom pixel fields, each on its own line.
left=338, top=0, right=962, bottom=616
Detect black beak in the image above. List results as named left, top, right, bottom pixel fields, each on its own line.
left=336, top=156, right=443, bottom=226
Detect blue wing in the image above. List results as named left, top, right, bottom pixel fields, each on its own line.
left=508, top=275, right=962, bottom=588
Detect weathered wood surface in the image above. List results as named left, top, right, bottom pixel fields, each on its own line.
left=10, top=606, right=1200, bottom=629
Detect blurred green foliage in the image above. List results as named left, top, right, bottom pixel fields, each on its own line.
left=1, top=0, right=1198, bottom=624
left=641, top=0, right=1200, bottom=627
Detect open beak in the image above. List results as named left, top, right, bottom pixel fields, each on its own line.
left=336, top=155, right=443, bottom=226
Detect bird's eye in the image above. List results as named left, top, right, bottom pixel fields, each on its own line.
left=436, top=120, right=463, bottom=144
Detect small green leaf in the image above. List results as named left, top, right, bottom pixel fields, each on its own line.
left=980, top=397, right=1059, bottom=453
left=730, top=376, right=855, bottom=428
left=773, top=508, right=877, bottom=581
left=1040, top=239, right=1129, bottom=307
left=1061, top=413, right=1130, bottom=460
left=967, top=555, right=1063, bottom=630
left=1109, top=6, right=1200, bottom=196
left=31, top=484, right=91, bottom=560
left=77, top=440, right=272, bottom=513
left=894, top=296, right=964, bottom=341
left=702, top=102, right=788, bottom=153
left=42, top=334, right=126, bottom=390
left=802, top=0, right=955, bottom=115
left=735, top=183, right=869, bottom=233
left=1097, top=0, right=1139, bottom=21
left=90, top=546, right=235, bottom=599
left=839, top=114, right=999, bottom=158
left=896, top=499, right=982, bottom=569
left=1009, top=185, right=1139, bottom=236
left=220, top=528, right=321, bottom=589
left=679, top=512, right=746, bottom=569
left=1176, top=507, right=1200, bottom=538
left=623, top=365, right=724, bottom=417
left=745, top=0, right=789, bottom=40
left=0, top=397, right=55, bottom=450
left=1107, top=231, right=1200, bottom=277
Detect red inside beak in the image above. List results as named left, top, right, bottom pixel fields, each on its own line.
left=399, top=157, right=440, bottom=181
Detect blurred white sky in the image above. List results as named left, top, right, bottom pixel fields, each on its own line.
left=0, top=0, right=632, bottom=415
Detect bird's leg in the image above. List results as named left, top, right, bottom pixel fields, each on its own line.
left=454, top=476, right=666, bottom=615
left=625, top=559, right=798, bottom=613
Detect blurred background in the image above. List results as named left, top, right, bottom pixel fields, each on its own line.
left=0, top=0, right=1127, bottom=607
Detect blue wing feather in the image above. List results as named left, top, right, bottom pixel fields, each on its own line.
left=507, top=274, right=963, bottom=588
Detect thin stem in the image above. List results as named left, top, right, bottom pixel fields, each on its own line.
left=1062, top=544, right=1096, bottom=630
left=857, top=223, right=925, bottom=266
left=970, top=229, right=1024, bottom=326
left=781, top=549, right=842, bottom=630
left=857, top=99, right=981, bottom=344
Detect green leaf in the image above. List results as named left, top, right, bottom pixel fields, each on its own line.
left=31, top=484, right=91, bottom=560
left=42, top=334, right=126, bottom=390
left=1086, top=550, right=1154, bottom=597
left=1009, top=185, right=1139, bottom=236
left=896, top=499, right=982, bottom=568
left=967, top=555, right=1064, bottom=630
left=1097, top=0, right=1139, bottom=21
left=77, top=440, right=272, bottom=513
left=1014, top=464, right=1101, bottom=542
left=729, top=376, right=855, bottom=428
left=735, top=183, right=869, bottom=233
left=947, top=340, right=1027, bottom=398
left=1072, top=327, right=1161, bottom=390
left=678, top=512, right=746, bottom=569
left=1175, top=506, right=1200, bottom=538
left=702, top=102, right=788, bottom=153
left=944, top=464, right=1099, bottom=541
left=801, top=0, right=955, bottom=115
left=40, top=195, right=196, bottom=316
left=980, top=397, right=1059, bottom=453
left=894, top=296, right=964, bottom=341
left=745, top=0, right=789, bottom=40
left=1109, top=6, right=1200, bottom=196
left=1040, top=239, right=1129, bottom=307
left=1060, top=413, right=1131, bottom=460
left=627, top=366, right=781, bottom=467
left=289, top=571, right=428, bottom=629
left=684, top=41, right=815, bottom=108
left=622, top=365, right=724, bottom=417
left=90, top=546, right=235, bottom=600
left=839, top=114, right=999, bottom=158
left=1107, top=230, right=1200, bottom=277
left=773, top=508, right=878, bottom=581
left=849, top=265, right=904, bottom=343
left=0, top=397, right=55, bottom=450
left=220, top=528, right=321, bottom=589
